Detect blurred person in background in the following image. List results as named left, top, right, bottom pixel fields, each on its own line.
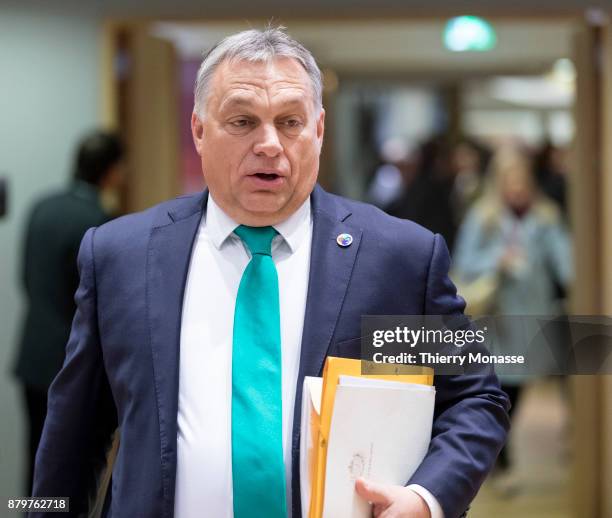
left=387, top=134, right=457, bottom=250
left=534, top=141, right=568, bottom=218
left=366, top=136, right=418, bottom=210
left=13, top=129, right=124, bottom=495
left=452, top=145, right=572, bottom=484
left=449, top=137, right=492, bottom=226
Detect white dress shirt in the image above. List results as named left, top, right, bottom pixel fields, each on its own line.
left=174, top=195, right=311, bottom=518
left=173, top=194, right=443, bottom=518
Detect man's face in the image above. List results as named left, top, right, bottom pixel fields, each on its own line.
left=191, top=57, right=325, bottom=226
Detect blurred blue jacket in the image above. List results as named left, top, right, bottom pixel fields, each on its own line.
left=453, top=201, right=572, bottom=315
left=453, top=200, right=573, bottom=383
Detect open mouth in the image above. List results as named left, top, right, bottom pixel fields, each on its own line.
left=253, top=172, right=281, bottom=181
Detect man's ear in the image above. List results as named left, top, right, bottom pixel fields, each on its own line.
left=316, top=108, right=325, bottom=152
left=191, top=112, right=204, bottom=155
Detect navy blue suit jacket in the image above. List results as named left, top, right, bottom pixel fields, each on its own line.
left=32, top=185, right=509, bottom=518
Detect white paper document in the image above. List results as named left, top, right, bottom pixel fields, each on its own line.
left=322, top=377, right=435, bottom=518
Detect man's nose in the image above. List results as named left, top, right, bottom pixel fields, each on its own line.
left=252, top=124, right=282, bottom=158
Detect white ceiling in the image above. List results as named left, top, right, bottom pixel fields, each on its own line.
left=154, top=19, right=576, bottom=74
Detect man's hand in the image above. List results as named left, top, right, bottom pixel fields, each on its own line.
left=355, top=478, right=431, bottom=518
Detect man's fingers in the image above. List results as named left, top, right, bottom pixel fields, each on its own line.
left=355, top=477, right=393, bottom=506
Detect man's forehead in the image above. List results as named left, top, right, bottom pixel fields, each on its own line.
left=221, top=93, right=309, bottom=110
left=211, top=57, right=313, bottom=109
left=212, top=58, right=311, bottom=94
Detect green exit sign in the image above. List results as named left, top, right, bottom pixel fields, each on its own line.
left=444, top=16, right=497, bottom=52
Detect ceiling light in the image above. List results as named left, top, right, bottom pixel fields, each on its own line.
left=444, top=16, right=497, bottom=52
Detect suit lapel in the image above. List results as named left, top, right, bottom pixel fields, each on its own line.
left=146, top=192, right=207, bottom=518
left=290, top=185, right=362, bottom=517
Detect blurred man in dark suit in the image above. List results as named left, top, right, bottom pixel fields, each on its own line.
left=14, top=130, right=124, bottom=494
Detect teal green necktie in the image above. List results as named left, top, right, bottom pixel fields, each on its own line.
left=232, top=225, right=287, bottom=518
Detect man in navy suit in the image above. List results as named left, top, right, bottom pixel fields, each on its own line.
left=32, top=28, right=509, bottom=518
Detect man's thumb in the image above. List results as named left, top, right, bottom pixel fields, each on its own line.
left=355, top=477, right=392, bottom=505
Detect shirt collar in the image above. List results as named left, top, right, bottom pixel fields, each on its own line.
left=205, top=195, right=240, bottom=249
left=273, top=196, right=311, bottom=253
left=205, top=193, right=311, bottom=254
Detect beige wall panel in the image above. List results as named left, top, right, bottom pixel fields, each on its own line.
left=126, top=25, right=180, bottom=212
left=100, top=22, right=119, bottom=129
left=600, top=25, right=612, bottom=518
left=569, top=24, right=602, bottom=518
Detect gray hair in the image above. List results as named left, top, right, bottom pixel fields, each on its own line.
left=193, top=27, right=323, bottom=117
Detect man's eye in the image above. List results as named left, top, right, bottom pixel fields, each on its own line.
left=230, top=119, right=251, bottom=127
left=281, top=119, right=303, bottom=128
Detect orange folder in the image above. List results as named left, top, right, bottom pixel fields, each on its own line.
left=308, top=357, right=434, bottom=518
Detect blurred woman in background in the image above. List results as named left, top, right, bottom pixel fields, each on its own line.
left=452, top=145, right=572, bottom=480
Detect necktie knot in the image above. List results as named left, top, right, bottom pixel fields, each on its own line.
left=234, top=225, right=277, bottom=256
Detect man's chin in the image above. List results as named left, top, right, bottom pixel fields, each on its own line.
left=242, top=192, right=284, bottom=209
left=235, top=195, right=291, bottom=226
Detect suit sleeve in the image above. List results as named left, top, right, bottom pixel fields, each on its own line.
left=30, top=227, right=118, bottom=517
left=406, top=234, right=510, bottom=518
